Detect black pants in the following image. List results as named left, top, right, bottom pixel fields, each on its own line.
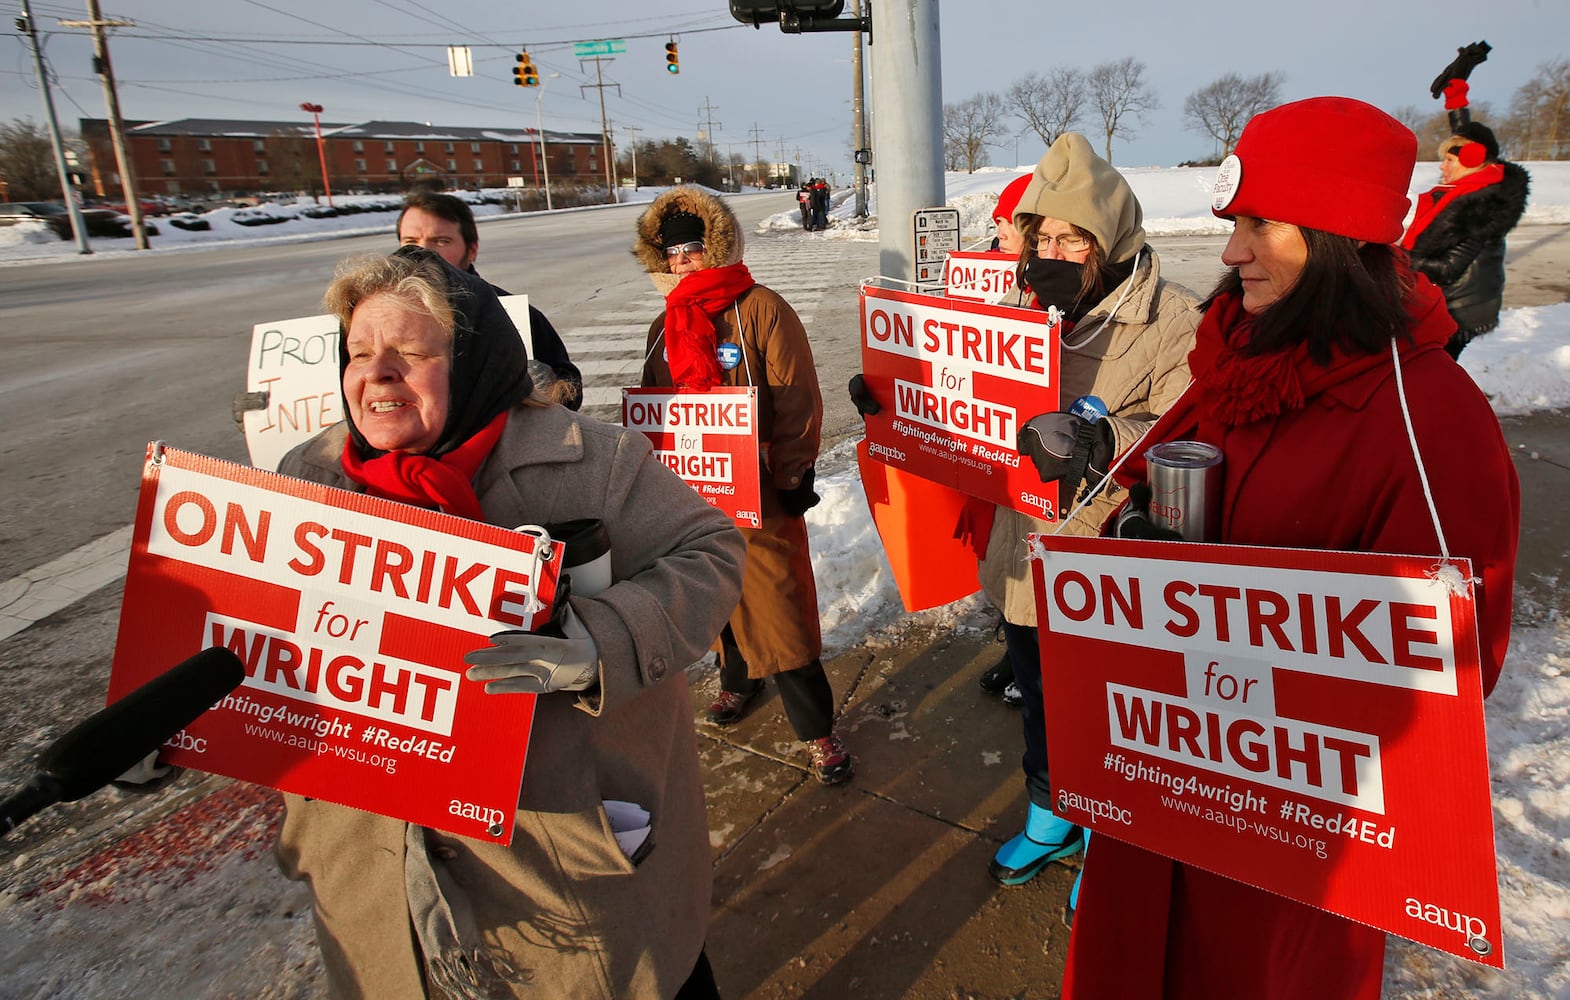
left=674, top=948, right=720, bottom=1000
left=1004, top=620, right=1053, bottom=810
left=718, top=625, right=835, bottom=741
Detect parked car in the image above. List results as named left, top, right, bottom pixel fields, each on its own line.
left=0, top=201, right=157, bottom=239
left=167, top=212, right=211, bottom=232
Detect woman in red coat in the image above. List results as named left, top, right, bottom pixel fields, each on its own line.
left=1062, top=97, right=1520, bottom=999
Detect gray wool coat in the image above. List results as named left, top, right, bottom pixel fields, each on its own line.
left=273, top=402, right=745, bottom=999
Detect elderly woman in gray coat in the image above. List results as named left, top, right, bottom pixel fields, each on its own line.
left=274, top=246, right=744, bottom=999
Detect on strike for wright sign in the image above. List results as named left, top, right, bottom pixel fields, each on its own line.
left=1031, top=533, right=1502, bottom=967
left=108, top=444, right=563, bottom=844
left=857, top=282, right=1062, bottom=520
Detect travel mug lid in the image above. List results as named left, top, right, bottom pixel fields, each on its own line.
left=1145, top=440, right=1223, bottom=469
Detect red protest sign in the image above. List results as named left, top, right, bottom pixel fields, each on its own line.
left=623, top=386, right=763, bottom=529
left=942, top=249, right=1019, bottom=302
left=858, top=283, right=1063, bottom=520
left=109, top=444, right=562, bottom=845
left=1030, top=533, right=1502, bottom=967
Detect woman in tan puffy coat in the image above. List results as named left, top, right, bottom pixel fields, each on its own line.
left=978, top=133, right=1200, bottom=890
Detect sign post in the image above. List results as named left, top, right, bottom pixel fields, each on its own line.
left=911, top=207, right=960, bottom=286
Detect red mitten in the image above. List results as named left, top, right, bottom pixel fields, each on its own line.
left=1442, top=79, right=1470, bottom=110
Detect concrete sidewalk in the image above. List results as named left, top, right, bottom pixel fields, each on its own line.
left=692, top=406, right=1570, bottom=1000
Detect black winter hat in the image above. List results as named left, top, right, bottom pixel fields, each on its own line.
left=659, top=210, right=706, bottom=248
left=1455, top=121, right=1500, bottom=163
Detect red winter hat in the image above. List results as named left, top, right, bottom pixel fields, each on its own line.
left=1211, top=97, right=1416, bottom=244
left=993, top=173, right=1032, bottom=225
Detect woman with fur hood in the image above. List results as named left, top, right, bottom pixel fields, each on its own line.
left=1401, top=71, right=1530, bottom=358
left=633, top=187, right=853, bottom=785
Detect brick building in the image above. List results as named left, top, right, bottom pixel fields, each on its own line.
left=78, top=117, right=608, bottom=199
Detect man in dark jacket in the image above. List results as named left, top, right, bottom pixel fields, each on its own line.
left=1401, top=44, right=1531, bottom=358
left=397, top=190, right=584, bottom=406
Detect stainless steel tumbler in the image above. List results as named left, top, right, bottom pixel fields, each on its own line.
left=1144, top=441, right=1223, bottom=541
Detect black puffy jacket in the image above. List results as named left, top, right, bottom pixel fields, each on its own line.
left=1406, top=161, right=1530, bottom=336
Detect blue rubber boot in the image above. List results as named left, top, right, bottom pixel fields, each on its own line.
left=1064, top=829, right=1089, bottom=927
left=988, top=803, right=1083, bottom=886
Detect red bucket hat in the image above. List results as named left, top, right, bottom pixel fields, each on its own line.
left=1211, top=97, right=1416, bottom=244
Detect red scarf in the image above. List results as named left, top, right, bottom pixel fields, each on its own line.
left=1187, top=280, right=1455, bottom=428
left=340, top=411, right=508, bottom=520
left=663, top=263, right=756, bottom=390
left=1400, top=163, right=1505, bottom=249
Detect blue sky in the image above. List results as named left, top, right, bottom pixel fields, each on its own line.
left=4, top=1, right=1566, bottom=178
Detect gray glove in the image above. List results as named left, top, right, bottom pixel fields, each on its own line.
left=464, top=603, right=599, bottom=694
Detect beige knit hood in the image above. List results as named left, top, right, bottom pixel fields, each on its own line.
left=632, top=186, right=745, bottom=296
left=1015, top=132, right=1145, bottom=265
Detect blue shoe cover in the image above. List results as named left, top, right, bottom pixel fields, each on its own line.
left=988, top=803, right=1082, bottom=885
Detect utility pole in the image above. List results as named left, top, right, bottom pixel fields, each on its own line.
left=851, top=0, right=870, bottom=218
left=623, top=124, right=642, bottom=189
left=748, top=123, right=765, bottom=189
left=699, top=98, right=722, bottom=164
left=16, top=0, right=91, bottom=253
left=61, top=0, right=146, bottom=249
left=579, top=57, right=620, bottom=204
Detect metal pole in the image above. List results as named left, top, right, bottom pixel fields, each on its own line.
left=870, top=0, right=943, bottom=280
left=308, top=109, right=333, bottom=207
left=535, top=73, right=556, bottom=211
left=17, top=0, right=91, bottom=253
left=851, top=0, right=869, bottom=218
left=83, top=0, right=146, bottom=248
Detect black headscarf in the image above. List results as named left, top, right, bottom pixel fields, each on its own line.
left=340, top=245, right=533, bottom=459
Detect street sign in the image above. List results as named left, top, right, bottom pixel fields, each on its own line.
left=573, top=38, right=627, bottom=57
left=911, top=207, right=961, bottom=286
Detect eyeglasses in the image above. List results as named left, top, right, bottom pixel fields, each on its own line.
left=1035, top=231, right=1092, bottom=253
left=664, top=241, right=705, bottom=258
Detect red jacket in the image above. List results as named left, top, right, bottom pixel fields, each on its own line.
left=1066, top=278, right=1520, bottom=999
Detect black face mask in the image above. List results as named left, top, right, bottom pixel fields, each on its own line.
left=1022, top=257, right=1089, bottom=320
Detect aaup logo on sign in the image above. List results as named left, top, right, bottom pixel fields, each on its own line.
left=716, top=343, right=742, bottom=370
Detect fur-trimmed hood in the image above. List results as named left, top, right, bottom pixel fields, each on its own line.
left=1409, top=160, right=1530, bottom=255
left=632, top=187, right=745, bottom=295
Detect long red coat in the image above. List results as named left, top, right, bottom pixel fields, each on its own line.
left=1064, top=278, right=1520, bottom=999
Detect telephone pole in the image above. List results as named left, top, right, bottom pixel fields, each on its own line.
left=623, top=124, right=642, bottom=189
left=61, top=0, right=147, bottom=249
left=579, top=57, right=620, bottom=203
left=16, top=0, right=91, bottom=253
left=698, top=98, right=722, bottom=164
left=748, top=123, right=765, bottom=189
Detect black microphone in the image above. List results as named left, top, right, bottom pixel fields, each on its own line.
left=0, top=646, right=245, bottom=840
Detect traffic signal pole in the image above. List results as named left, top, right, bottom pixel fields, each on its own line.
left=869, top=0, right=942, bottom=281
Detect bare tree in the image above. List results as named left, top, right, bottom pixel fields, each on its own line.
left=1087, top=58, right=1158, bottom=165
left=943, top=92, right=1008, bottom=173
left=1007, top=68, right=1087, bottom=151
left=0, top=117, right=64, bottom=202
left=1183, top=72, right=1285, bottom=159
left=1504, top=58, right=1570, bottom=159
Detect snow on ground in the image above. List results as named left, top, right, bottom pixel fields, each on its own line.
left=1, top=166, right=1568, bottom=997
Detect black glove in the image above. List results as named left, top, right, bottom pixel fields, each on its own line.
left=777, top=467, right=821, bottom=518
left=848, top=374, right=881, bottom=417
left=1429, top=40, right=1491, bottom=99
left=1017, top=411, right=1114, bottom=487
left=1114, top=483, right=1184, bottom=542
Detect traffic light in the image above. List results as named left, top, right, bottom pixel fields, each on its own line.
left=514, top=50, right=539, bottom=87
left=665, top=40, right=679, bottom=75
